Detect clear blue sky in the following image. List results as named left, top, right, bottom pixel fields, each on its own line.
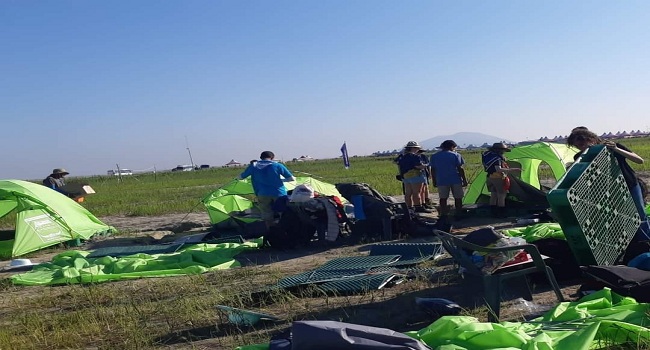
left=2, top=1, right=649, bottom=180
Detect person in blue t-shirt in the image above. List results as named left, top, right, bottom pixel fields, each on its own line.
left=430, top=140, right=468, bottom=217
left=239, top=151, right=295, bottom=227
left=397, top=141, right=432, bottom=213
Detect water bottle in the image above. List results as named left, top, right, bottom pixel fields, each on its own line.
left=344, top=204, right=355, bottom=219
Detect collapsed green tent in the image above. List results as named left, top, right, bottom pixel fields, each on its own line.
left=0, top=180, right=115, bottom=258
left=202, top=176, right=344, bottom=225
left=237, top=288, right=650, bottom=350
left=11, top=240, right=261, bottom=286
left=463, top=142, right=578, bottom=205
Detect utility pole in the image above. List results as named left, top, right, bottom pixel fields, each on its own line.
left=185, top=135, right=195, bottom=169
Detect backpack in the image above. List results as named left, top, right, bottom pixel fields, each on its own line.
left=264, top=206, right=316, bottom=249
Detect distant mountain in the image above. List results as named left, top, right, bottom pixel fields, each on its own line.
left=420, top=132, right=515, bottom=150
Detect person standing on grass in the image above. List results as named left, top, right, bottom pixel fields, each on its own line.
left=482, top=142, right=521, bottom=217
left=397, top=141, right=432, bottom=213
left=417, top=149, right=434, bottom=209
left=430, top=140, right=468, bottom=217
left=239, top=151, right=295, bottom=227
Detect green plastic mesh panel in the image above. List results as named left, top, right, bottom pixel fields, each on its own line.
left=369, top=242, right=444, bottom=266
left=274, top=255, right=400, bottom=288
left=316, top=273, right=402, bottom=294
left=547, top=144, right=640, bottom=265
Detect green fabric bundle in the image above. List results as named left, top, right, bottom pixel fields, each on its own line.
left=11, top=240, right=261, bottom=286
left=407, top=288, right=650, bottom=349
left=237, top=288, right=650, bottom=350
left=503, top=223, right=566, bottom=242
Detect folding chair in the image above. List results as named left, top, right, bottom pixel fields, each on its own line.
left=433, top=229, right=564, bottom=322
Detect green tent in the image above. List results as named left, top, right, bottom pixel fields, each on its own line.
left=202, top=176, right=343, bottom=225
left=0, top=180, right=115, bottom=258
left=463, top=142, right=578, bottom=205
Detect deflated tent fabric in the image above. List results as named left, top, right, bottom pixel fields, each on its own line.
left=0, top=180, right=115, bottom=258
left=237, top=288, right=650, bottom=350
left=464, top=142, right=578, bottom=205
left=503, top=223, right=567, bottom=242
left=407, top=288, right=650, bottom=350
left=11, top=240, right=261, bottom=286
left=202, top=176, right=344, bottom=225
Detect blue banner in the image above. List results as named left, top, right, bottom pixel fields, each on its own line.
left=340, top=142, right=350, bottom=169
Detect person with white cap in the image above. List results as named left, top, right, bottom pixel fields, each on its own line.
left=43, top=168, right=69, bottom=193
left=397, top=141, right=432, bottom=213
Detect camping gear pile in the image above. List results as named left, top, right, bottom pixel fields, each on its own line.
left=202, top=176, right=347, bottom=246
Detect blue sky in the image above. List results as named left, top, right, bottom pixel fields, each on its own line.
left=2, top=1, right=649, bottom=180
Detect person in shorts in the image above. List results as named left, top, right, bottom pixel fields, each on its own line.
left=239, top=151, right=295, bottom=227
left=429, top=140, right=468, bottom=217
left=481, top=142, right=521, bottom=217
left=397, top=141, right=432, bottom=213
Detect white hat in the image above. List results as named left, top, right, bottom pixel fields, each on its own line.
left=9, top=259, right=33, bottom=267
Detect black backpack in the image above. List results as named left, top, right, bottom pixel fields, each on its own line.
left=264, top=207, right=316, bottom=249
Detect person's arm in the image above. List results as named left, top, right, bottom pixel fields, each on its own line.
left=280, top=165, right=295, bottom=182
left=457, top=154, right=468, bottom=186
left=457, top=166, right=468, bottom=187
left=43, top=177, right=56, bottom=189
left=430, top=168, right=437, bottom=187
left=238, top=165, right=253, bottom=179
left=606, top=141, right=644, bottom=164
left=495, top=163, right=521, bottom=173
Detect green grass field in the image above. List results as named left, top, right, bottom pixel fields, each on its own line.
left=2, top=138, right=650, bottom=350
left=3, top=137, right=650, bottom=226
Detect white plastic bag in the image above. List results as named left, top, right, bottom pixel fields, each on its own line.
left=290, top=184, right=315, bottom=203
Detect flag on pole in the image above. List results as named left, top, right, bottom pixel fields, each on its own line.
left=340, top=142, right=350, bottom=169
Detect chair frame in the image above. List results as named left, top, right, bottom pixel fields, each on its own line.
left=433, top=229, right=564, bottom=322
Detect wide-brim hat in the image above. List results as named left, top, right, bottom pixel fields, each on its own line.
left=404, top=141, right=421, bottom=149
left=489, top=142, right=511, bottom=152
left=51, top=168, right=69, bottom=176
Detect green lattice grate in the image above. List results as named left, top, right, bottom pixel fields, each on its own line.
left=547, top=144, right=640, bottom=265
left=369, top=242, right=443, bottom=266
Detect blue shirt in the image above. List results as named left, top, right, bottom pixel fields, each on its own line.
left=430, top=150, right=465, bottom=186
left=239, top=160, right=294, bottom=197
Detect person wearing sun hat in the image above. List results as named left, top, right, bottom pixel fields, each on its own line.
left=481, top=143, right=521, bottom=217
left=43, top=168, right=69, bottom=193
left=397, top=141, right=432, bottom=213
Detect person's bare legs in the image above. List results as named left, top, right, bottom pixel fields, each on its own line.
left=404, top=182, right=415, bottom=208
